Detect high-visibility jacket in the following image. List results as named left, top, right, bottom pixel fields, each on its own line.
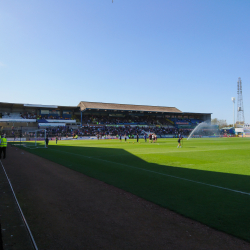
left=1, top=138, right=7, bottom=147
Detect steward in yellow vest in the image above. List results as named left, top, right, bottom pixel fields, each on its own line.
left=0, top=135, right=7, bottom=159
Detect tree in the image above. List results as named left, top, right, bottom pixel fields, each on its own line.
left=211, top=118, right=227, bottom=129
left=211, top=118, right=218, bottom=125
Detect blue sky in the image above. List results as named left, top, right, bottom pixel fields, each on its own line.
left=0, top=0, right=249, bottom=124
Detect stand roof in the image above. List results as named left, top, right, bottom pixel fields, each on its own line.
left=78, top=101, right=182, bottom=113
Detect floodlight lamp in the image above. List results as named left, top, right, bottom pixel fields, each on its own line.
left=231, top=97, right=235, bottom=103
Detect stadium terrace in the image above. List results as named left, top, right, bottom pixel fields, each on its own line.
left=0, top=101, right=211, bottom=138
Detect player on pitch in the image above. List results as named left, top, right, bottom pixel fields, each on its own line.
left=177, top=136, right=182, bottom=148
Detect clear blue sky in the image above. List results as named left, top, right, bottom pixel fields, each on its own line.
left=1, top=0, right=249, bottom=124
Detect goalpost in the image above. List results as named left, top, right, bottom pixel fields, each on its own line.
left=35, top=129, right=47, bottom=149
left=20, top=129, right=47, bottom=149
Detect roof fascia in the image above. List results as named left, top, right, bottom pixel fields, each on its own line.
left=84, top=108, right=182, bottom=113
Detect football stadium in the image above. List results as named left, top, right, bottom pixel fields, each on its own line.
left=1, top=101, right=250, bottom=249
left=0, top=101, right=212, bottom=140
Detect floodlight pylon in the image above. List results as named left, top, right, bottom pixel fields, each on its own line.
left=236, top=77, right=245, bottom=126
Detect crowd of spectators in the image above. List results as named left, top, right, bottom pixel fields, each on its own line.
left=39, top=125, right=192, bottom=138
left=37, top=115, right=74, bottom=120
left=81, top=115, right=173, bottom=126
left=1, top=111, right=37, bottom=119
left=8, top=123, right=218, bottom=140
left=20, top=112, right=37, bottom=119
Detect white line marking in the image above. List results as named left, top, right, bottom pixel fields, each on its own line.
left=50, top=149, right=250, bottom=196
left=0, top=160, right=39, bottom=250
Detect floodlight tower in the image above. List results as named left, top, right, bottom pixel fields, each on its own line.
left=232, top=97, right=235, bottom=127
left=237, top=77, right=245, bottom=126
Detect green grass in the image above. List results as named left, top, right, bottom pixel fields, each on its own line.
left=19, top=137, right=250, bottom=241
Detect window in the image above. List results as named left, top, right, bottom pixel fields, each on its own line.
left=50, top=110, right=60, bottom=115
left=63, top=111, right=72, bottom=115
left=41, top=110, right=60, bottom=115
left=41, top=110, right=49, bottom=114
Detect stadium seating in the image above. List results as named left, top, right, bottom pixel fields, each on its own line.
left=1, top=112, right=37, bottom=120
left=2, top=112, right=22, bottom=119
left=80, top=115, right=174, bottom=127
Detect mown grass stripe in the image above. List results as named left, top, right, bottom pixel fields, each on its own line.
left=51, top=148, right=250, bottom=196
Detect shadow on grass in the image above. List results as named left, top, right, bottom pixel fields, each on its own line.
left=21, top=143, right=250, bottom=242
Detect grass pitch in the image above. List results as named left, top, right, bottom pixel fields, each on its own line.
left=20, top=137, right=250, bottom=241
